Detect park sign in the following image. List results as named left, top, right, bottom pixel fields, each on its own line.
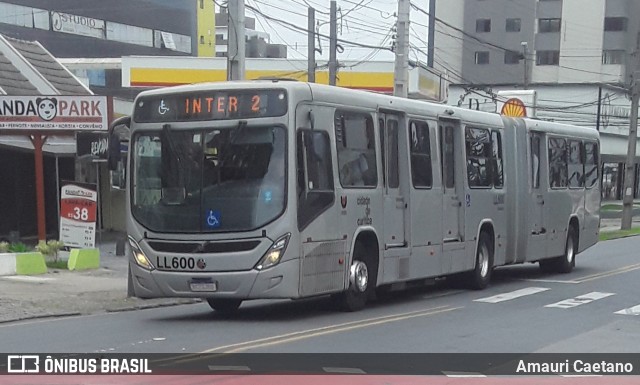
left=0, top=95, right=108, bottom=131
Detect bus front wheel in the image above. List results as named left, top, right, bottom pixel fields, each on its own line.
left=333, top=243, right=375, bottom=312
left=207, top=298, right=242, bottom=314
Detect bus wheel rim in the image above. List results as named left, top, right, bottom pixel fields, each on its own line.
left=479, top=244, right=489, bottom=277
left=566, top=236, right=574, bottom=264
left=350, top=261, right=368, bottom=293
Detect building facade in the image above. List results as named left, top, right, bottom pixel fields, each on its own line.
left=214, top=7, right=287, bottom=59
left=433, top=0, right=640, bottom=200
left=433, top=0, right=640, bottom=86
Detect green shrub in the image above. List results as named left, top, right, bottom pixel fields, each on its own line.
left=36, top=239, right=64, bottom=262
left=0, top=241, right=9, bottom=253
left=8, top=242, right=28, bottom=253
left=46, top=240, right=64, bottom=262
left=35, top=240, right=50, bottom=255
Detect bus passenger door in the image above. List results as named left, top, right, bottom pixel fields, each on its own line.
left=439, top=120, right=464, bottom=244
left=381, top=113, right=407, bottom=248
left=528, top=131, right=547, bottom=259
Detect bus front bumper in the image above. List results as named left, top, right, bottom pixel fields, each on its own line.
left=129, top=258, right=301, bottom=300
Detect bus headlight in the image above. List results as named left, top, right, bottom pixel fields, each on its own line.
left=128, top=236, right=155, bottom=270
left=255, top=233, right=290, bottom=271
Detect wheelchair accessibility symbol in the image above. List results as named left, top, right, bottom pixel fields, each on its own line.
left=205, top=209, right=221, bottom=229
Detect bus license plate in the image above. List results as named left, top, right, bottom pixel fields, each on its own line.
left=190, top=281, right=217, bottom=292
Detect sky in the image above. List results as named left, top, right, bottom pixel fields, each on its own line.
left=233, top=0, right=432, bottom=63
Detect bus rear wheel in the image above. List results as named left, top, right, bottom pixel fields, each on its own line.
left=207, top=298, right=242, bottom=314
left=540, top=227, right=576, bottom=274
left=468, top=232, right=493, bottom=290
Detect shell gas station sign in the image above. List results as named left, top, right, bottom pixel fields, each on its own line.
left=497, top=90, right=537, bottom=118
left=121, top=57, right=444, bottom=101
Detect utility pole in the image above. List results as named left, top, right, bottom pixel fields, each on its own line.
left=329, top=1, right=337, bottom=86
left=427, top=0, right=435, bottom=68
left=227, top=0, right=245, bottom=80
left=621, top=68, right=639, bottom=229
left=393, top=0, right=410, bottom=97
left=596, top=86, right=602, bottom=132
left=308, top=7, right=316, bottom=83
left=521, top=41, right=529, bottom=89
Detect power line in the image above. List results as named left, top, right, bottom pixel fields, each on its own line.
left=245, top=3, right=393, bottom=52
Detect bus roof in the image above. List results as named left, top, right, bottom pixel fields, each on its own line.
left=134, top=80, right=599, bottom=139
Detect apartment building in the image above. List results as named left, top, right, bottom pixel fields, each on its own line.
left=433, top=0, right=640, bottom=199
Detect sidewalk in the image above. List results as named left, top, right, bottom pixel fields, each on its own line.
left=0, top=232, right=199, bottom=324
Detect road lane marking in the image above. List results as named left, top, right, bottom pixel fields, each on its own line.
left=545, top=292, right=615, bottom=309
left=519, top=278, right=580, bottom=284
left=323, top=367, right=366, bottom=374
left=518, top=263, right=640, bottom=284
left=474, top=287, right=549, bottom=303
left=153, top=305, right=460, bottom=365
left=208, top=306, right=462, bottom=353
left=615, top=304, right=640, bottom=316
left=574, top=263, right=640, bottom=283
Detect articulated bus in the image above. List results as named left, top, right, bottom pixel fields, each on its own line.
left=108, top=80, right=600, bottom=313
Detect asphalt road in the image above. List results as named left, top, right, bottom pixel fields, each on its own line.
left=0, top=236, right=639, bottom=355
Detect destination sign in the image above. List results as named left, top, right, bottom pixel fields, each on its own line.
left=133, top=89, right=288, bottom=123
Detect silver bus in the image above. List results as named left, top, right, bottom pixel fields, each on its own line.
left=108, top=80, right=600, bottom=313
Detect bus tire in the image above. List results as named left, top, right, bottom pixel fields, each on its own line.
left=207, top=298, right=242, bottom=314
left=539, top=226, right=576, bottom=274
left=557, top=226, right=577, bottom=274
left=538, top=258, right=557, bottom=273
left=334, top=242, right=375, bottom=312
left=469, top=232, right=493, bottom=290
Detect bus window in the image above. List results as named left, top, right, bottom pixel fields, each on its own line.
left=568, top=140, right=583, bottom=188
left=442, top=125, right=455, bottom=189
left=465, top=127, right=491, bottom=188
left=297, top=130, right=334, bottom=229
left=584, top=142, right=599, bottom=188
left=335, top=111, right=377, bottom=188
left=530, top=134, right=541, bottom=189
left=409, top=120, right=432, bottom=188
left=491, top=131, right=503, bottom=188
left=387, top=119, right=399, bottom=188
left=379, top=118, right=386, bottom=187
left=549, top=137, right=568, bottom=188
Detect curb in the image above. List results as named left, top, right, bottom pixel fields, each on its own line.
left=0, top=298, right=202, bottom=324
left=0, top=252, right=47, bottom=276
left=68, top=248, right=100, bottom=271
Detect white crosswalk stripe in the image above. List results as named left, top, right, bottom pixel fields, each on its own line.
left=474, top=287, right=549, bottom=303
left=545, top=292, right=615, bottom=309
left=615, top=304, right=640, bottom=316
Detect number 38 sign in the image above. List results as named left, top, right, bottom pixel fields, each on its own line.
left=59, top=182, right=98, bottom=248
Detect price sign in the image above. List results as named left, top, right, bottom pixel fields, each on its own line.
left=59, top=182, right=98, bottom=248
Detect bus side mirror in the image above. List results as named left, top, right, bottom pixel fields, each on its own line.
left=107, top=133, right=121, bottom=171
left=107, top=116, right=131, bottom=171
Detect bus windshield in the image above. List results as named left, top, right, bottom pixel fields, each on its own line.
left=131, top=125, right=286, bottom=233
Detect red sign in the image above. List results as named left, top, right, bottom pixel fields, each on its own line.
left=59, top=182, right=98, bottom=248
left=60, top=198, right=97, bottom=223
